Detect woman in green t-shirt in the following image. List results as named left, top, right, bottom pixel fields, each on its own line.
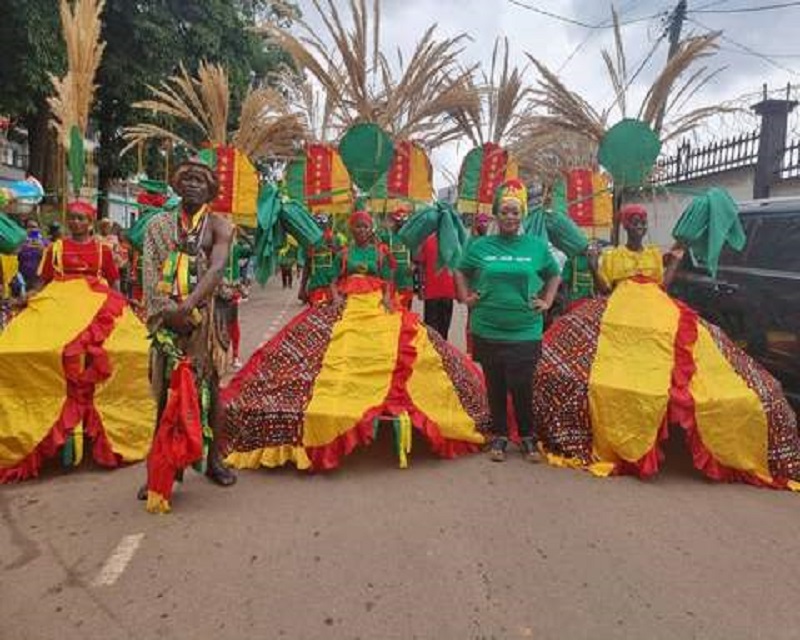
left=455, top=180, right=561, bottom=462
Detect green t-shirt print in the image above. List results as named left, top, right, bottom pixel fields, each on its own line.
left=458, top=234, right=560, bottom=342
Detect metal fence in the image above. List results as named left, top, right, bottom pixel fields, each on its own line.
left=781, top=138, right=800, bottom=179
left=654, top=131, right=761, bottom=184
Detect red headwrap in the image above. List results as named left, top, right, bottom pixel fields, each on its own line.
left=349, top=210, right=373, bottom=228
left=66, top=200, right=98, bottom=220
left=620, top=204, right=648, bottom=228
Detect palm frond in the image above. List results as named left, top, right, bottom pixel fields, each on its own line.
left=639, top=32, right=721, bottom=127
left=233, top=86, right=307, bottom=159
left=526, top=53, right=607, bottom=144
left=120, top=124, right=192, bottom=157
left=256, top=0, right=473, bottom=146
left=125, top=61, right=230, bottom=151
left=48, top=0, right=106, bottom=147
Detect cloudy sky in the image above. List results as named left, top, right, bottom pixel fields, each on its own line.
left=295, top=0, right=800, bottom=189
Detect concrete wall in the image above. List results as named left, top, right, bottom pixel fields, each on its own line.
left=621, top=165, right=800, bottom=248
left=771, top=176, right=800, bottom=198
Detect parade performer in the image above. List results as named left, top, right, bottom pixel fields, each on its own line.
left=223, top=229, right=252, bottom=370
left=380, top=206, right=415, bottom=309
left=223, top=208, right=489, bottom=472
left=0, top=200, right=155, bottom=482
left=455, top=180, right=562, bottom=462
left=416, top=233, right=456, bottom=340
left=535, top=204, right=800, bottom=490
left=298, top=213, right=344, bottom=306
left=278, top=235, right=298, bottom=289
left=560, top=242, right=600, bottom=311
left=141, top=159, right=236, bottom=513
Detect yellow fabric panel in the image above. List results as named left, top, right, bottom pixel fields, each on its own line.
left=232, top=150, right=259, bottom=228
left=589, top=281, right=678, bottom=463
left=226, top=446, right=311, bottom=471
left=1, top=254, right=18, bottom=297
left=598, top=245, right=664, bottom=289
left=93, top=306, right=155, bottom=462
left=505, top=158, right=519, bottom=181
left=591, top=172, right=613, bottom=227
left=406, top=330, right=484, bottom=445
left=408, top=146, right=434, bottom=202
left=303, top=292, right=399, bottom=447
left=690, top=323, right=770, bottom=477
left=322, top=151, right=354, bottom=215
left=0, top=279, right=104, bottom=466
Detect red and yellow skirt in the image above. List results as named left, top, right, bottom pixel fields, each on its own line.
left=223, top=284, right=489, bottom=471
left=535, top=279, right=800, bottom=491
left=0, top=277, right=155, bottom=482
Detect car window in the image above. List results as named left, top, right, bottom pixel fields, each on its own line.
left=717, top=215, right=760, bottom=268
left=743, top=214, right=800, bottom=273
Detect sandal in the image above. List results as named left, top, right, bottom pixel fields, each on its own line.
left=489, top=437, right=508, bottom=463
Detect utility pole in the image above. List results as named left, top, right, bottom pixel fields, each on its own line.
left=653, top=0, right=687, bottom=135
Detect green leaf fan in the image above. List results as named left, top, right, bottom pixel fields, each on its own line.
left=338, top=123, right=394, bottom=194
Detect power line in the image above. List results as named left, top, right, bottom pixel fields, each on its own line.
left=688, top=16, right=799, bottom=76
left=694, top=0, right=733, bottom=8
left=690, top=1, right=800, bottom=13
left=557, top=1, right=672, bottom=73
left=719, top=46, right=800, bottom=59
left=506, top=0, right=666, bottom=29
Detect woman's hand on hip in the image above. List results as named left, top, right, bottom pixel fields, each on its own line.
left=531, top=297, right=552, bottom=313
left=463, top=291, right=480, bottom=309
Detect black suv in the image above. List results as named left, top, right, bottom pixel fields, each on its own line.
left=670, top=197, right=800, bottom=408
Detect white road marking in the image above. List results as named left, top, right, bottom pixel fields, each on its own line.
left=91, top=533, right=145, bottom=587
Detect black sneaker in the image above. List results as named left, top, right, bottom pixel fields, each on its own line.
left=489, top=437, right=508, bottom=462
left=520, top=437, right=541, bottom=463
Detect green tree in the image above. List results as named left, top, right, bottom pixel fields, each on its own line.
left=0, top=0, right=65, bottom=191
left=0, top=0, right=298, bottom=211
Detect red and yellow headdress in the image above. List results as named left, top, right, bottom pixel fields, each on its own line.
left=494, top=179, right=528, bottom=215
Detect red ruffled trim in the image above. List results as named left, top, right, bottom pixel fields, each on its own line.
left=305, top=308, right=481, bottom=470
left=613, top=418, right=669, bottom=479
left=307, top=288, right=334, bottom=306
left=0, top=278, right=125, bottom=483
left=338, top=275, right=385, bottom=295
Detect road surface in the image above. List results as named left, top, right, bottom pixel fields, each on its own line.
left=1, top=280, right=799, bottom=639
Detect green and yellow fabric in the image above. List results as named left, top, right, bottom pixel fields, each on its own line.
left=457, top=143, right=519, bottom=215
left=285, top=143, right=354, bottom=216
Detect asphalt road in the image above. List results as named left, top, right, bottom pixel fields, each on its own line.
left=2, top=280, right=799, bottom=640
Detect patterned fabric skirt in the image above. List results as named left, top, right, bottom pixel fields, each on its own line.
left=222, top=290, right=489, bottom=471
left=0, top=277, right=155, bottom=482
left=534, top=279, right=800, bottom=490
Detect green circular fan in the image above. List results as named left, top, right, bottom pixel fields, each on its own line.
left=598, top=119, right=661, bottom=188
left=339, top=123, right=394, bottom=193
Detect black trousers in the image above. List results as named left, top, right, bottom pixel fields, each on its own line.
left=280, top=266, right=293, bottom=288
left=473, top=337, right=541, bottom=441
left=423, top=298, right=454, bottom=340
